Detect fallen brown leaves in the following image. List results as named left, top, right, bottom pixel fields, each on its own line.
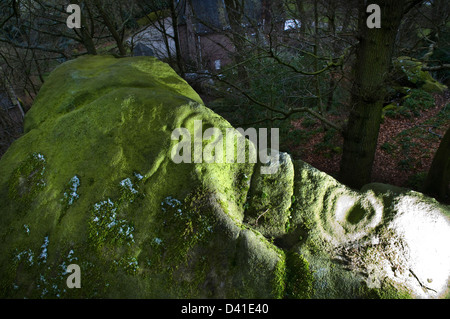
left=289, top=91, right=450, bottom=190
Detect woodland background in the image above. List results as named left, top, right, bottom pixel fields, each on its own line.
left=0, top=0, right=449, bottom=202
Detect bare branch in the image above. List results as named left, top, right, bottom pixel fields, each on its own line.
left=214, top=71, right=342, bottom=132
left=0, top=37, right=68, bottom=58
left=422, top=64, right=450, bottom=71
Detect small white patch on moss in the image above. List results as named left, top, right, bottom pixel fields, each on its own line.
left=118, top=224, right=135, bottom=241
left=126, top=257, right=139, bottom=274
left=60, top=249, right=78, bottom=277
left=38, top=236, right=49, bottom=264
left=112, top=256, right=139, bottom=274
left=93, top=198, right=115, bottom=212
left=120, top=177, right=138, bottom=194
left=90, top=198, right=135, bottom=245
left=161, top=196, right=182, bottom=210
left=134, top=172, right=144, bottom=180
left=30, top=152, right=47, bottom=187
left=23, top=224, right=30, bottom=235
left=15, top=249, right=34, bottom=266
left=34, top=153, right=45, bottom=161
left=64, top=175, right=80, bottom=205
left=67, top=249, right=76, bottom=261
left=37, top=274, right=48, bottom=298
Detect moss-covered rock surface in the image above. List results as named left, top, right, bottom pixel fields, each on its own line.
left=393, top=56, right=448, bottom=93
left=0, top=55, right=449, bottom=299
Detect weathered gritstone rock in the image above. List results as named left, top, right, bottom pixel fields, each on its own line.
left=0, top=55, right=449, bottom=299
left=244, top=152, right=294, bottom=238
left=0, top=55, right=282, bottom=299
left=290, top=162, right=450, bottom=299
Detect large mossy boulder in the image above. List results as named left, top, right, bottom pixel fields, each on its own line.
left=1, top=55, right=449, bottom=299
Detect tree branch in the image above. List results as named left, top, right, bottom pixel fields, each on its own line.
left=215, top=72, right=342, bottom=131
left=0, top=37, right=68, bottom=58
left=422, top=64, right=450, bottom=71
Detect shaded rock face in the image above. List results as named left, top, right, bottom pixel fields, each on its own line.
left=0, top=56, right=449, bottom=299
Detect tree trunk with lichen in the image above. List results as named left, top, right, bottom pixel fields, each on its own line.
left=224, top=0, right=250, bottom=89
left=339, top=0, right=414, bottom=189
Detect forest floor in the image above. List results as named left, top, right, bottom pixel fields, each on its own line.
left=288, top=90, right=450, bottom=193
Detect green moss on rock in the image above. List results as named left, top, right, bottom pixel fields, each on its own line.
left=8, top=152, right=47, bottom=207
left=1, top=55, right=449, bottom=299
left=244, top=152, right=294, bottom=238
left=0, top=55, right=283, bottom=298
left=393, top=56, right=447, bottom=93
left=290, top=159, right=450, bottom=299
left=285, top=251, right=315, bottom=299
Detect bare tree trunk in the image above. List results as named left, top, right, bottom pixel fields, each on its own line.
left=313, top=0, right=323, bottom=114
left=184, top=1, right=199, bottom=68
left=224, top=0, right=250, bottom=89
left=169, top=0, right=185, bottom=75
left=326, top=1, right=338, bottom=112
left=1, top=68, right=25, bottom=119
left=295, top=0, right=308, bottom=36
left=157, top=17, right=174, bottom=63
left=92, top=0, right=127, bottom=56
left=73, top=0, right=98, bottom=55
